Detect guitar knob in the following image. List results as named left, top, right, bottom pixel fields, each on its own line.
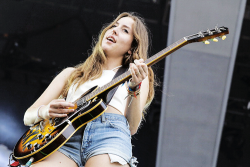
left=45, top=134, right=52, bottom=141
left=26, top=143, right=32, bottom=150
left=33, top=143, right=40, bottom=150
left=37, top=134, right=44, bottom=140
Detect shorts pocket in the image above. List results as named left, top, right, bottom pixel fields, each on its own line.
left=107, top=120, right=131, bottom=138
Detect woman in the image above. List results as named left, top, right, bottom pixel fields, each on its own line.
left=23, top=12, right=155, bottom=167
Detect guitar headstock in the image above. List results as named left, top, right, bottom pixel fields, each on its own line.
left=185, top=26, right=229, bottom=44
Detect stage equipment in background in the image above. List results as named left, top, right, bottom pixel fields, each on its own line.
left=156, top=0, right=246, bottom=167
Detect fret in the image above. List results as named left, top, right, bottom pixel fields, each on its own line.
left=105, top=84, right=110, bottom=89
left=169, top=44, right=173, bottom=50
left=95, top=89, right=100, bottom=94
left=174, top=42, right=178, bottom=47
left=170, top=43, right=175, bottom=49
left=118, top=75, right=122, bottom=81
left=94, top=90, right=99, bottom=95
left=109, top=81, right=114, bottom=87
left=112, top=80, right=116, bottom=85
left=86, top=94, right=91, bottom=100
left=91, top=91, right=96, bottom=97
left=107, top=83, right=112, bottom=88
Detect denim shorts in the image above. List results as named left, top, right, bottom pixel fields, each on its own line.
left=58, top=113, right=137, bottom=167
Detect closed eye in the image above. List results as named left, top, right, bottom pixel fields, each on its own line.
left=123, top=29, right=129, bottom=33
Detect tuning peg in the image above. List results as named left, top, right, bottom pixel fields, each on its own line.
left=222, top=35, right=226, bottom=40
left=203, top=40, right=210, bottom=44
left=211, top=38, right=218, bottom=42
left=219, top=35, right=226, bottom=40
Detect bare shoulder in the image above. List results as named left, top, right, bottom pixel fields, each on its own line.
left=58, top=67, right=76, bottom=79
left=62, top=67, right=76, bottom=75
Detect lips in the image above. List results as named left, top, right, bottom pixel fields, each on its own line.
left=106, top=35, right=116, bottom=43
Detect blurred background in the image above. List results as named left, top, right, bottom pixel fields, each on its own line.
left=0, top=0, right=250, bottom=167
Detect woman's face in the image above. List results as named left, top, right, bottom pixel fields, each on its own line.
left=102, top=17, right=135, bottom=58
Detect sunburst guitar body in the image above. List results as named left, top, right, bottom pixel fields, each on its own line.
left=13, top=86, right=107, bottom=165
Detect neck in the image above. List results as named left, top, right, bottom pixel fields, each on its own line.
left=103, top=56, right=123, bottom=70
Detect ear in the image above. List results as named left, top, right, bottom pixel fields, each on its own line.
left=127, top=50, right=132, bottom=55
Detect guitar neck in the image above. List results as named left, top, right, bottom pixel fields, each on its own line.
left=144, top=37, right=187, bottom=66
left=83, top=37, right=188, bottom=102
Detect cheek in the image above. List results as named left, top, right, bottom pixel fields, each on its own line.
left=101, top=38, right=107, bottom=49
left=123, top=38, right=133, bottom=51
left=101, top=39, right=105, bottom=47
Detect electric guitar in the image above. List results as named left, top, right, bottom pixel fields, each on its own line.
left=13, top=26, right=229, bottom=165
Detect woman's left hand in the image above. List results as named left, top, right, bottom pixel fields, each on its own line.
left=129, top=59, right=148, bottom=88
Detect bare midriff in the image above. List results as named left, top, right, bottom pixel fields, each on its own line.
left=105, top=105, right=123, bottom=115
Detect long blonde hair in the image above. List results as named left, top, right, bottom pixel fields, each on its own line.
left=61, top=12, right=155, bottom=114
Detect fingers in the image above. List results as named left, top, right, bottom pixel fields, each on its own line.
left=129, top=59, right=148, bottom=86
left=134, top=59, right=148, bottom=75
left=50, top=99, right=74, bottom=109
left=48, top=99, right=75, bottom=118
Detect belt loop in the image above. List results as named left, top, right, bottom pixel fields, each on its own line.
left=101, top=113, right=106, bottom=123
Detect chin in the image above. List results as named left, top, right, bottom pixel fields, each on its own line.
left=101, top=42, right=108, bottom=51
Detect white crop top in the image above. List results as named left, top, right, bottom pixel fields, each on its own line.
left=65, top=70, right=128, bottom=115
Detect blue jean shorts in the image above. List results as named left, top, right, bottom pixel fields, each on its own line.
left=58, top=113, right=137, bottom=167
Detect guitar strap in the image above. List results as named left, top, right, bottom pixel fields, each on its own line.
left=106, top=66, right=128, bottom=104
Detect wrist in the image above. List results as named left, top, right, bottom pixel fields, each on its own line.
left=128, top=79, right=141, bottom=90
left=37, top=105, right=50, bottom=120
left=37, top=105, right=45, bottom=118
left=126, top=83, right=141, bottom=107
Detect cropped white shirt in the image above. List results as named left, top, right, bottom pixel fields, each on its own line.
left=66, top=70, right=128, bottom=115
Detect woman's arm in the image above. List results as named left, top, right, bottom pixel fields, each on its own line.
left=23, top=67, right=76, bottom=126
left=124, top=59, right=149, bottom=135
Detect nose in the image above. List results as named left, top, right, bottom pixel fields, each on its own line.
left=112, top=27, right=118, bottom=35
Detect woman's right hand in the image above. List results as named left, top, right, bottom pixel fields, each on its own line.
left=40, top=99, right=76, bottom=119
left=24, top=68, right=76, bottom=126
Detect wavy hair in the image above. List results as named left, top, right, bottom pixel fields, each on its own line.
left=61, top=12, right=155, bottom=115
